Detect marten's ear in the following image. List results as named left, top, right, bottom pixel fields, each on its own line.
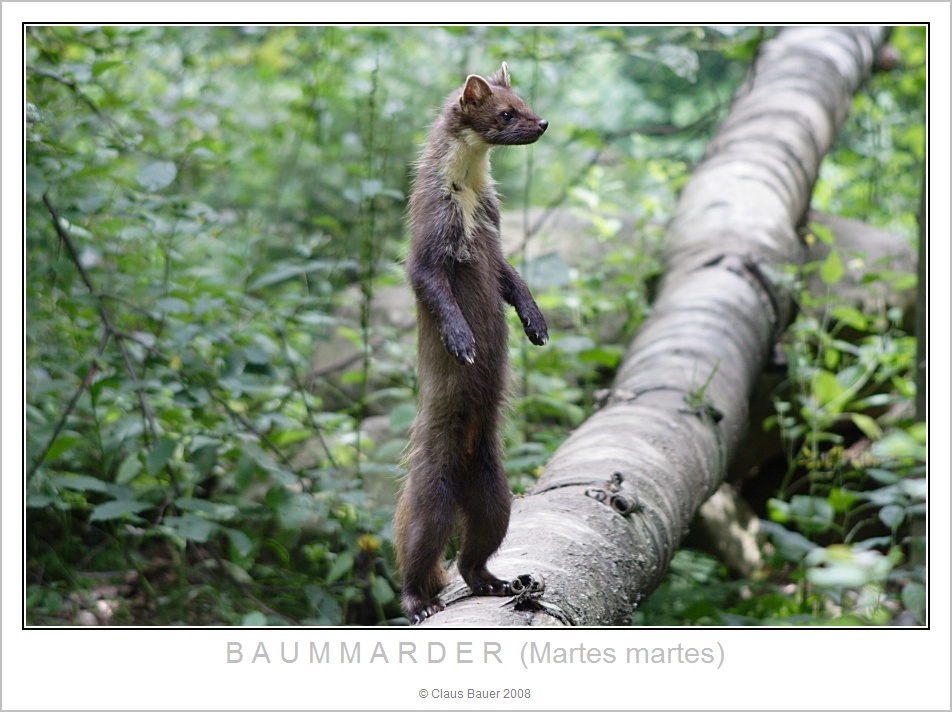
left=490, top=62, right=511, bottom=89
left=460, top=74, right=493, bottom=110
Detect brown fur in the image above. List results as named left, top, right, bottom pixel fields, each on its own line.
left=394, top=63, right=549, bottom=624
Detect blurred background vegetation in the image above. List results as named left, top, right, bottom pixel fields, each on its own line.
left=25, top=25, right=925, bottom=626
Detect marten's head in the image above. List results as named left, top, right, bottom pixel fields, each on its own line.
left=453, top=62, right=548, bottom=146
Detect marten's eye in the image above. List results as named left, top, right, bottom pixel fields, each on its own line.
left=500, top=111, right=514, bottom=122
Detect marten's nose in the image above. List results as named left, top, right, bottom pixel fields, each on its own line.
left=539, top=119, right=548, bottom=132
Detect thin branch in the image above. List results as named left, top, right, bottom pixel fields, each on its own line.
left=42, top=193, right=160, bottom=446
left=28, top=64, right=129, bottom=147
left=306, top=320, right=415, bottom=382
left=276, top=328, right=340, bottom=470
left=27, top=335, right=107, bottom=478
left=204, top=388, right=300, bottom=476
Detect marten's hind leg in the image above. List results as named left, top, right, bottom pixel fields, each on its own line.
left=457, top=433, right=513, bottom=596
left=394, top=461, right=455, bottom=624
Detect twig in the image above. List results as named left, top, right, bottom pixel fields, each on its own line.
left=27, top=335, right=107, bottom=478
left=198, top=544, right=299, bottom=625
left=41, top=193, right=163, bottom=453
left=204, top=388, right=299, bottom=475
left=305, top=320, right=415, bottom=381
left=276, top=328, right=340, bottom=470
left=27, top=63, right=129, bottom=147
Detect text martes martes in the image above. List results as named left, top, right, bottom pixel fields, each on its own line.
left=394, top=63, right=549, bottom=624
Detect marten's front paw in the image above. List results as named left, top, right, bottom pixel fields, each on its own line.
left=442, top=325, right=476, bottom=364
left=521, top=312, right=548, bottom=346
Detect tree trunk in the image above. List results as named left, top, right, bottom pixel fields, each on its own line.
left=422, top=26, right=890, bottom=627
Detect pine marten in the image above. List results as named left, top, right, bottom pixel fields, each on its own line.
left=394, top=63, right=549, bottom=624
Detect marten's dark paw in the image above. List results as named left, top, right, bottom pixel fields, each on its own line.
left=442, top=325, right=476, bottom=364
left=519, top=312, right=548, bottom=346
left=405, top=595, right=445, bottom=625
left=524, top=322, right=548, bottom=346
left=526, top=326, right=548, bottom=346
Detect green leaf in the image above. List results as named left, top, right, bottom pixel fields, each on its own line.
left=223, top=527, right=254, bottom=558
left=89, top=499, right=152, bottom=522
left=155, top=297, right=191, bottom=315
left=75, top=193, right=107, bottom=214
left=115, top=453, right=142, bottom=485
left=812, top=369, right=843, bottom=408
left=805, top=546, right=894, bottom=588
left=819, top=249, right=844, bottom=285
left=146, top=438, right=177, bottom=475
left=222, top=559, right=254, bottom=585
left=25, top=165, right=47, bottom=198
left=50, top=474, right=110, bottom=494
left=188, top=444, right=218, bottom=477
left=92, top=59, right=124, bottom=76
left=43, top=433, right=84, bottom=462
left=579, top=346, right=623, bottom=369
left=26, top=493, right=55, bottom=509
left=635, top=44, right=700, bottom=81
left=873, top=429, right=926, bottom=462
left=326, top=551, right=354, bottom=583
left=866, top=468, right=900, bottom=485
left=760, top=520, right=817, bottom=563
left=370, top=574, right=396, bottom=605
left=823, top=615, right=865, bottom=626
left=790, top=495, right=834, bottom=520
left=240, top=611, right=268, bottom=627
left=899, top=478, right=927, bottom=500
left=827, top=487, right=856, bottom=512
left=808, top=221, right=835, bottom=245
left=830, top=305, right=869, bottom=331
left=850, top=413, right=882, bottom=440
left=271, top=491, right=318, bottom=529
left=176, top=497, right=238, bottom=521
left=901, top=581, right=925, bottom=624
left=789, top=495, right=835, bottom=534
left=163, top=514, right=217, bottom=543
left=766, top=498, right=790, bottom=523
left=522, top=252, right=572, bottom=289
left=137, top=160, right=177, bottom=192
left=555, top=335, right=595, bottom=354
left=174, top=497, right=219, bottom=516
left=248, top=260, right=337, bottom=290
left=388, top=403, right=417, bottom=435
left=878, top=504, right=905, bottom=530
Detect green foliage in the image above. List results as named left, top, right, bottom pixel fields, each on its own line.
left=813, top=26, right=926, bottom=237
left=758, top=39, right=928, bottom=622
left=25, top=26, right=416, bottom=625
left=756, top=85, right=926, bottom=625
left=758, top=29, right=925, bottom=627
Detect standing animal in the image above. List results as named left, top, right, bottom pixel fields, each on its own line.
left=394, top=62, right=549, bottom=624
